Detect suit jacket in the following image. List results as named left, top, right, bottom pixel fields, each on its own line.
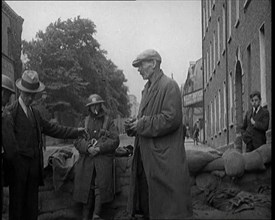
left=241, top=106, right=269, bottom=149
left=6, top=100, right=80, bottom=185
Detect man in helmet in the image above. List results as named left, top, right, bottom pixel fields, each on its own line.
left=73, top=94, right=120, bottom=220
left=1, top=74, right=16, bottom=217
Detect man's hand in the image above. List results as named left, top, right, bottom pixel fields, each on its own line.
left=124, top=118, right=137, bottom=136
left=88, top=146, right=100, bottom=157
left=78, top=127, right=89, bottom=139
left=250, top=117, right=255, bottom=125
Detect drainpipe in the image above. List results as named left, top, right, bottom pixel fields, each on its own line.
left=224, top=0, right=229, bottom=146
left=201, top=0, right=206, bottom=144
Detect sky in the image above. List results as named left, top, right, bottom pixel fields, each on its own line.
left=6, top=0, right=202, bottom=103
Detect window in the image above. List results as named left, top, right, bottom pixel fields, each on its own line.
left=203, top=7, right=206, bottom=36
left=209, top=0, right=212, bottom=20
left=206, top=0, right=209, bottom=28
left=207, top=51, right=210, bottom=83
left=222, top=4, right=226, bottom=54
left=210, top=101, right=214, bottom=137
left=229, top=72, right=234, bottom=125
left=204, top=58, right=207, bottom=87
left=246, top=44, right=252, bottom=106
left=259, top=24, right=267, bottom=106
left=205, top=107, right=208, bottom=138
left=228, top=0, right=232, bottom=42
left=235, top=0, right=240, bottom=27
left=244, top=0, right=251, bottom=11
left=218, top=89, right=221, bottom=132
left=210, top=42, right=212, bottom=77
left=213, top=32, right=216, bottom=70
left=214, top=96, right=217, bottom=135
left=207, top=105, right=210, bottom=137
left=217, top=18, right=221, bottom=62
left=223, top=81, right=227, bottom=130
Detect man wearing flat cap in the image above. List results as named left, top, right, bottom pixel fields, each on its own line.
left=126, top=49, right=193, bottom=219
left=5, top=70, right=88, bottom=220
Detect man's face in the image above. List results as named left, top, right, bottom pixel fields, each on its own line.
left=89, top=103, right=101, bottom=115
left=138, top=60, right=155, bottom=80
left=21, top=91, right=37, bottom=107
left=250, top=95, right=261, bottom=109
left=2, top=89, right=12, bottom=107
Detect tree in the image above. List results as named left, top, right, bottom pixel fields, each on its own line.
left=22, top=16, right=131, bottom=120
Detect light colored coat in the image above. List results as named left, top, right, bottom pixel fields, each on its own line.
left=127, top=70, right=193, bottom=219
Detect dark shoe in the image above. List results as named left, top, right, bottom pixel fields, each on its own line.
left=92, top=214, right=104, bottom=220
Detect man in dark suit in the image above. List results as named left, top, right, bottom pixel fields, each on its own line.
left=241, top=91, right=270, bottom=152
left=5, top=70, right=87, bottom=220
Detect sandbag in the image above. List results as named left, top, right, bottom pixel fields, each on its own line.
left=222, top=149, right=245, bottom=177
left=202, top=157, right=224, bottom=172
left=186, top=149, right=220, bottom=173
left=243, top=150, right=266, bottom=171
left=195, top=173, right=218, bottom=192
left=255, top=143, right=271, bottom=164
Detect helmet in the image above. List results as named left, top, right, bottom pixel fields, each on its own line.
left=2, top=74, right=15, bottom=93
left=86, top=94, right=105, bottom=107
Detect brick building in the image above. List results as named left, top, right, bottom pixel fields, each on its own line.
left=201, top=0, right=271, bottom=150
left=2, top=1, right=24, bottom=98
left=181, top=58, right=204, bottom=141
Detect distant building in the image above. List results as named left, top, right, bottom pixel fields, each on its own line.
left=201, top=0, right=271, bottom=150
left=2, top=1, right=24, bottom=98
left=128, top=94, right=139, bottom=118
left=181, top=58, right=203, bottom=141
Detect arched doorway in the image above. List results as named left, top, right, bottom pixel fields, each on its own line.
left=235, top=60, right=243, bottom=133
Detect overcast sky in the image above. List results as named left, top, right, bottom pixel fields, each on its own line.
left=7, top=0, right=202, bottom=102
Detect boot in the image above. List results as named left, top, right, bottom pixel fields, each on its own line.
left=82, top=196, right=94, bottom=220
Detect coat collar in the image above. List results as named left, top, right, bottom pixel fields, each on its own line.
left=138, top=70, right=164, bottom=118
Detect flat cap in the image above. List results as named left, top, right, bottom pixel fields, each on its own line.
left=132, top=49, right=162, bottom=67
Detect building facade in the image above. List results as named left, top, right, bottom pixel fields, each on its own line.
left=2, top=1, right=24, bottom=98
left=181, top=58, right=203, bottom=141
left=201, top=0, right=271, bottom=150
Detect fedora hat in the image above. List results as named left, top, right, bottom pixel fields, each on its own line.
left=16, top=70, right=45, bottom=93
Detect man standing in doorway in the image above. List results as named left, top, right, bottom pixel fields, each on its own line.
left=241, top=90, right=269, bottom=152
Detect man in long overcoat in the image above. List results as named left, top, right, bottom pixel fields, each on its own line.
left=126, top=49, right=193, bottom=219
left=5, top=70, right=87, bottom=220
left=240, top=91, right=269, bottom=152
left=73, top=94, right=119, bottom=220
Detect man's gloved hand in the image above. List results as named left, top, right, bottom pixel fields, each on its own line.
left=78, top=127, right=89, bottom=139
left=88, top=146, right=100, bottom=157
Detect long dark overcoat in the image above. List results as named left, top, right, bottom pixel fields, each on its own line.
left=127, top=70, right=193, bottom=219
left=241, top=106, right=269, bottom=149
left=73, top=110, right=119, bottom=204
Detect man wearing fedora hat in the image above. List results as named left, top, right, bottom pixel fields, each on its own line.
left=126, top=49, right=193, bottom=219
left=5, top=70, right=88, bottom=220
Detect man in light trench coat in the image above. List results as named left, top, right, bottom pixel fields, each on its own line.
left=125, top=49, right=193, bottom=219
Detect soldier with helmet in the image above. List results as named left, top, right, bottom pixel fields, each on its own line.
left=1, top=74, right=16, bottom=217
left=73, top=94, right=120, bottom=220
